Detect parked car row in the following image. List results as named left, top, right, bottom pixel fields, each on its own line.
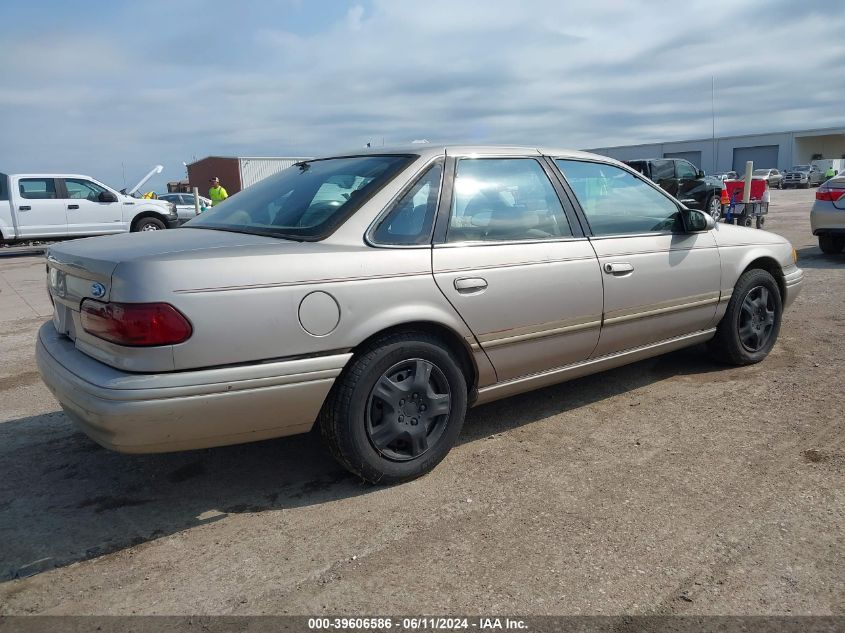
left=36, top=145, right=803, bottom=484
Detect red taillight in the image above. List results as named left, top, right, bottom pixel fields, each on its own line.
left=815, top=186, right=845, bottom=202
left=81, top=301, right=192, bottom=347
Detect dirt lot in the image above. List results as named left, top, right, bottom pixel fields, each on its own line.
left=0, top=188, right=842, bottom=616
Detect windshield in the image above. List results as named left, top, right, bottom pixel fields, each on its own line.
left=186, top=155, right=415, bottom=240
left=791, top=165, right=811, bottom=172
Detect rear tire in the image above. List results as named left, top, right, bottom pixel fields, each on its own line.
left=132, top=217, right=166, bottom=232
left=742, top=216, right=754, bottom=227
left=319, top=332, right=468, bottom=484
left=709, top=269, right=782, bottom=366
left=819, top=235, right=844, bottom=254
left=755, top=216, right=765, bottom=229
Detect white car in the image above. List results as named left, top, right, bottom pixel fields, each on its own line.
left=157, top=192, right=212, bottom=224
left=0, top=172, right=178, bottom=242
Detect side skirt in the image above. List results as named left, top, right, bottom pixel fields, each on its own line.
left=473, top=328, right=717, bottom=406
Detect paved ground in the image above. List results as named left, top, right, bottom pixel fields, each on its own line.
left=0, top=189, right=842, bottom=615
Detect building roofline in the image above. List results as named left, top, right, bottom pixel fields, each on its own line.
left=586, top=124, right=845, bottom=151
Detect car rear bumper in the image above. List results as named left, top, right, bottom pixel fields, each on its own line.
left=36, top=322, right=350, bottom=453
left=782, top=265, right=804, bottom=310
left=811, top=205, right=845, bottom=234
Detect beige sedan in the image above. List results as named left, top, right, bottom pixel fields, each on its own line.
left=37, top=146, right=803, bottom=483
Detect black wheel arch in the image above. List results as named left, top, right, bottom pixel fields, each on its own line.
left=131, top=212, right=169, bottom=230
left=351, top=321, right=479, bottom=400
left=741, top=257, right=785, bottom=299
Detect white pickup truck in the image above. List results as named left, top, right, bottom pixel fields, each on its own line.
left=0, top=172, right=179, bottom=243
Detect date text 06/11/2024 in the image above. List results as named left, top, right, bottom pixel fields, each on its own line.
left=307, top=617, right=529, bottom=630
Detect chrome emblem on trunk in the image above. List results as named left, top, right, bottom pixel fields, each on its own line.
left=90, top=282, right=106, bottom=298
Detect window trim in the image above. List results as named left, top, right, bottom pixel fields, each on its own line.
left=432, top=155, right=579, bottom=246
left=550, top=157, right=688, bottom=239
left=365, top=156, right=445, bottom=249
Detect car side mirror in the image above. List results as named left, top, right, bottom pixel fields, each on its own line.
left=99, top=191, right=118, bottom=203
left=683, top=208, right=715, bottom=232
left=697, top=169, right=706, bottom=178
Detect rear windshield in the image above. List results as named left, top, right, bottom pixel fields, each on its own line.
left=753, top=169, right=769, bottom=175
left=186, top=155, right=415, bottom=240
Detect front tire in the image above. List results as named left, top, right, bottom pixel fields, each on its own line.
left=319, top=332, right=468, bottom=484
left=132, top=217, right=166, bottom=232
left=710, top=269, right=782, bottom=366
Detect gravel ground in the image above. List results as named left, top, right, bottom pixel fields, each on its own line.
left=0, top=188, right=842, bottom=615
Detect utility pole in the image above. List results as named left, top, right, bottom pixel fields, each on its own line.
left=711, top=76, right=717, bottom=173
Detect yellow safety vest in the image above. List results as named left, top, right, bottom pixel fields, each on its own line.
left=209, top=185, right=228, bottom=205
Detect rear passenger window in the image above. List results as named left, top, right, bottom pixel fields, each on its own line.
left=372, top=163, right=442, bottom=245
left=556, top=160, right=681, bottom=236
left=650, top=160, right=674, bottom=181
left=0, top=174, right=7, bottom=201
left=19, top=178, right=57, bottom=200
left=447, top=158, right=571, bottom=242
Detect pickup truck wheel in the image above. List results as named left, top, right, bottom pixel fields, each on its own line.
left=707, top=196, right=721, bottom=220
left=319, top=332, right=468, bottom=485
left=709, top=269, right=782, bottom=366
left=133, top=217, right=165, bottom=232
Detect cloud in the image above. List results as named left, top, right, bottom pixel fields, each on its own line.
left=0, top=0, right=843, bottom=191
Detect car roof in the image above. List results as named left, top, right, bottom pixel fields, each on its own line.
left=11, top=174, right=95, bottom=179
left=325, top=144, right=622, bottom=165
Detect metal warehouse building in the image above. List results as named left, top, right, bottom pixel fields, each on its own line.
left=187, top=156, right=311, bottom=196
left=587, top=125, right=845, bottom=174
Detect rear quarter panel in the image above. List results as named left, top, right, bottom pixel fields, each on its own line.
left=111, top=246, right=497, bottom=385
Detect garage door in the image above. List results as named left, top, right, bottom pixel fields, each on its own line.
left=733, top=145, right=779, bottom=172
left=664, top=151, right=702, bottom=168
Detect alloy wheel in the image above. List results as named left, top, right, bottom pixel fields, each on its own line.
left=708, top=197, right=721, bottom=220
left=365, top=358, right=452, bottom=461
left=738, top=285, right=776, bottom=352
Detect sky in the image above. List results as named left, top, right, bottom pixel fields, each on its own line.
left=1, top=0, right=843, bottom=193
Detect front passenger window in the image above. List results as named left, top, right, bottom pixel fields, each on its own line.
left=64, top=179, right=108, bottom=201
left=447, top=158, right=571, bottom=242
left=676, top=161, right=697, bottom=179
left=555, top=160, right=681, bottom=236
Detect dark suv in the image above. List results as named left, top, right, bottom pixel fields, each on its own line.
left=624, top=158, right=724, bottom=219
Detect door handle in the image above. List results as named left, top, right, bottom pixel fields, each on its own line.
left=454, top=277, right=488, bottom=293
left=67, top=204, right=79, bottom=210
left=19, top=206, right=31, bottom=211
left=604, top=262, right=634, bottom=275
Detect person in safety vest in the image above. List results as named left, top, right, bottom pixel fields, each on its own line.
left=825, top=166, right=836, bottom=181
left=208, top=177, right=228, bottom=206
